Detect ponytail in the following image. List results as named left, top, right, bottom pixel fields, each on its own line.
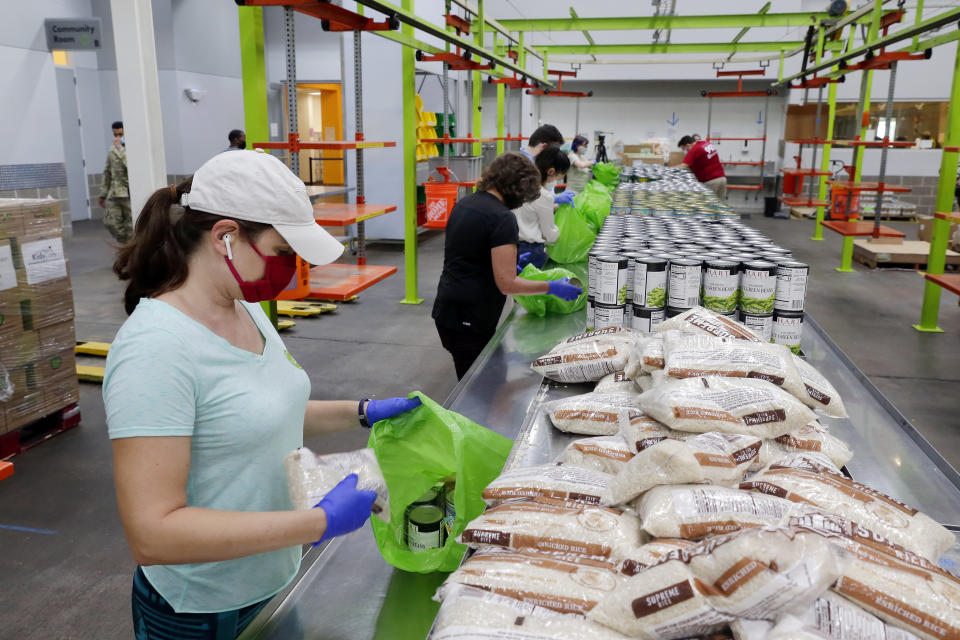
left=113, top=178, right=271, bottom=315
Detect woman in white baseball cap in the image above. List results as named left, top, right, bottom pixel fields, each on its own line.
left=103, top=150, right=421, bottom=638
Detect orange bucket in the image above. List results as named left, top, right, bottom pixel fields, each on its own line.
left=276, top=256, right=311, bottom=300
left=830, top=186, right=861, bottom=221
left=423, top=182, right=459, bottom=229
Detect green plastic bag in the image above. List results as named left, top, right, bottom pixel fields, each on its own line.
left=591, top=162, right=621, bottom=188
left=547, top=203, right=596, bottom=264
left=368, top=392, right=513, bottom=574
left=575, top=180, right=613, bottom=232
left=513, top=264, right=587, bottom=317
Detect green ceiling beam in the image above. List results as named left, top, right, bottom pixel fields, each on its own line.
left=726, top=2, right=770, bottom=61
left=498, top=12, right=830, bottom=32
left=538, top=40, right=844, bottom=55
left=569, top=7, right=597, bottom=63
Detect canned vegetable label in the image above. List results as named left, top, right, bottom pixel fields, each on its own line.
left=593, top=256, right=629, bottom=305
left=633, top=258, right=667, bottom=308
left=407, top=504, right=445, bottom=551
left=594, top=302, right=626, bottom=329
left=775, top=262, right=809, bottom=312
left=739, top=311, right=774, bottom=342
left=739, top=261, right=777, bottom=314
left=631, top=305, right=666, bottom=332
left=702, top=260, right=740, bottom=313
left=668, top=259, right=703, bottom=309
left=586, top=297, right=595, bottom=331
left=773, top=311, right=803, bottom=354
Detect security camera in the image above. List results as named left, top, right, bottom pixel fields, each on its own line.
left=184, top=88, right=207, bottom=103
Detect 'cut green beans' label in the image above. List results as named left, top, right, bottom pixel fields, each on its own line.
left=740, top=264, right=777, bottom=314
left=702, top=265, right=740, bottom=313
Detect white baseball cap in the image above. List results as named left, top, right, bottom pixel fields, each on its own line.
left=179, top=149, right=344, bottom=265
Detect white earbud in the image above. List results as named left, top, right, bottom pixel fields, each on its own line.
left=223, top=234, right=234, bottom=260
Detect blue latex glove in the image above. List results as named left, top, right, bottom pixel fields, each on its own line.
left=366, top=396, right=422, bottom=425
left=313, top=474, right=377, bottom=546
left=554, top=190, right=576, bottom=206
left=517, top=251, right=533, bottom=274
left=547, top=277, right=582, bottom=301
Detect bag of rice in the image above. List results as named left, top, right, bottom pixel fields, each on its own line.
left=439, top=548, right=623, bottom=615
left=620, top=538, right=700, bottom=576
left=640, top=336, right=667, bottom=372
left=545, top=392, right=644, bottom=436
left=430, top=583, right=632, bottom=640
left=635, top=374, right=655, bottom=392
left=562, top=436, right=636, bottom=475
left=595, top=371, right=642, bottom=395
left=788, top=513, right=960, bottom=640
left=639, top=376, right=818, bottom=439
left=663, top=334, right=807, bottom=401
left=658, top=306, right=765, bottom=343
left=757, top=451, right=844, bottom=476
left=588, top=526, right=843, bottom=639
left=532, top=327, right=640, bottom=383
left=459, top=496, right=645, bottom=561
left=635, top=485, right=812, bottom=539
left=791, top=356, right=848, bottom=419
left=483, top=463, right=613, bottom=506
left=606, top=433, right=761, bottom=506
left=766, top=591, right=923, bottom=640
left=619, top=412, right=688, bottom=454
left=740, top=467, right=955, bottom=562
left=731, top=619, right=775, bottom=639
left=284, top=447, right=389, bottom=521
left=754, top=422, right=853, bottom=471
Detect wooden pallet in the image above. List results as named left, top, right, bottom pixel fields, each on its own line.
left=0, top=403, right=82, bottom=459
left=852, top=239, right=960, bottom=269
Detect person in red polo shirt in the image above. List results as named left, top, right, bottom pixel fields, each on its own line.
left=673, top=135, right=727, bottom=199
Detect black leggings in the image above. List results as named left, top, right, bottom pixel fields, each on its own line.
left=132, top=567, right=269, bottom=640
left=436, top=322, right=496, bottom=380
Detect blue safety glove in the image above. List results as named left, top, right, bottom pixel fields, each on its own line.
left=312, top=474, right=377, bottom=546
left=554, top=190, right=576, bottom=206
left=365, top=396, right=422, bottom=425
left=517, top=251, right=533, bottom=273
left=547, top=277, right=582, bottom=301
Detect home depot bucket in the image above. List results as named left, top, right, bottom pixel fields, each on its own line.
left=424, top=182, right=459, bottom=229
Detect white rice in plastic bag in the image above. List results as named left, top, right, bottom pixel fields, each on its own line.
left=532, top=327, right=640, bottom=383
left=284, top=447, right=389, bottom=521
left=430, top=583, right=631, bottom=640
left=657, top=306, right=765, bottom=343
left=588, top=526, right=844, bottom=639
left=439, top=548, right=623, bottom=614
left=788, top=512, right=960, bottom=640
left=562, top=435, right=636, bottom=475
left=545, top=392, right=644, bottom=436
left=640, top=335, right=667, bottom=372
left=754, top=422, right=853, bottom=471
left=757, top=451, right=844, bottom=476
left=459, top=496, right=645, bottom=561
left=635, top=485, right=811, bottom=539
left=620, top=538, right=700, bottom=576
left=606, top=433, right=761, bottom=506
left=638, top=376, right=818, bottom=439
left=766, top=591, right=923, bottom=640
left=663, top=333, right=807, bottom=401
left=483, top=463, right=613, bottom=506
left=740, top=466, right=954, bottom=562
left=595, top=371, right=642, bottom=395
left=791, top=355, right=848, bottom=419
left=619, top=412, right=688, bottom=454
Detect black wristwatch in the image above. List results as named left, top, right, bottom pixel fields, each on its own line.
left=358, top=398, right=371, bottom=428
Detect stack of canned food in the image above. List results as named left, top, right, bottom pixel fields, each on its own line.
left=405, top=482, right=456, bottom=552
left=610, top=174, right=736, bottom=218
left=585, top=215, right=808, bottom=352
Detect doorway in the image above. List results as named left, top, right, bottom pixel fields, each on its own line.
left=283, top=83, right=344, bottom=185
left=54, top=66, right=90, bottom=221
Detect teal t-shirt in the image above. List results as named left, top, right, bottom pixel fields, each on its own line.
left=103, top=298, right=310, bottom=613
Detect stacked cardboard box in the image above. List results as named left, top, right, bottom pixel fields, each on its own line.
left=0, top=198, right=78, bottom=434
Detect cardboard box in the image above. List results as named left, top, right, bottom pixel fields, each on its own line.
left=34, top=347, right=76, bottom=385
left=16, top=231, right=68, bottom=288
left=669, top=151, right=686, bottom=166
left=0, top=198, right=61, bottom=238
left=37, top=320, right=75, bottom=355
left=43, top=371, right=79, bottom=412
left=916, top=214, right=959, bottom=243
left=0, top=330, right=39, bottom=369
left=3, top=389, right=46, bottom=432
left=18, top=288, right=75, bottom=331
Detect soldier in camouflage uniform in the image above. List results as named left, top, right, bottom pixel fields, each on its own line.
left=99, top=121, right=132, bottom=244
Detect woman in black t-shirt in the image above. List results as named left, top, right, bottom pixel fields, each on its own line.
left=432, top=152, right=582, bottom=379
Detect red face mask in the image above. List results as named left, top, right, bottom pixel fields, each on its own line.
left=223, top=234, right=297, bottom=303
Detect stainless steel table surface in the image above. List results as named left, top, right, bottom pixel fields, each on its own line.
left=241, top=305, right=960, bottom=640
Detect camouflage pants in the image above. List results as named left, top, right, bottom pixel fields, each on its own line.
left=104, top=197, right=132, bottom=244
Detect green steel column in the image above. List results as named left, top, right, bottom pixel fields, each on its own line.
left=496, top=83, right=505, bottom=154
left=400, top=0, right=422, bottom=304
left=778, top=51, right=784, bottom=82
left=812, top=77, right=837, bottom=241
left=914, top=42, right=960, bottom=332
left=238, top=6, right=276, bottom=324
left=472, top=36, right=483, bottom=155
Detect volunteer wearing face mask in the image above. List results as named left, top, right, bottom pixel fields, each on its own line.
left=512, top=145, right=573, bottom=269
left=433, top=152, right=582, bottom=379
left=566, top=135, right=596, bottom=194
left=103, top=150, right=421, bottom=639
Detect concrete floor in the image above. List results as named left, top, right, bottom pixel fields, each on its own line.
left=1, top=215, right=959, bottom=639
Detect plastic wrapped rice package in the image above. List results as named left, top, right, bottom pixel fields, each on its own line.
left=545, top=392, right=644, bottom=436
left=606, top=432, right=761, bottom=506
left=619, top=412, right=689, bottom=454
left=658, top=306, right=765, bottom=343
left=662, top=333, right=807, bottom=402
left=439, top=548, right=624, bottom=615
left=595, top=371, right=642, bottom=395
left=482, top=463, right=613, bottom=506
left=459, top=496, right=646, bottom=562
left=762, top=591, right=924, bottom=640
left=430, top=583, right=631, bottom=640
left=754, top=422, right=853, bottom=471
left=284, top=447, right=389, bottom=521
left=638, top=376, right=818, bottom=439
left=561, top=435, right=636, bottom=475
left=532, top=327, right=641, bottom=383
left=791, top=355, right=848, bottom=419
